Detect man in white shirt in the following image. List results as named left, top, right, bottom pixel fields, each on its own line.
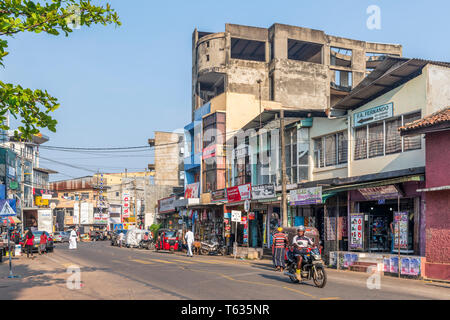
left=185, top=230, right=194, bottom=257
left=118, top=231, right=125, bottom=248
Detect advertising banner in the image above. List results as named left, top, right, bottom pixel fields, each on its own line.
left=227, top=183, right=251, bottom=203
left=80, top=202, right=91, bottom=225
left=184, top=182, right=200, bottom=199
left=390, top=257, right=399, bottom=273
left=409, top=258, right=421, bottom=276
left=122, top=191, right=131, bottom=218
left=401, top=258, right=410, bottom=275
left=38, top=209, right=52, bottom=234
left=158, top=196, right=176, bottom=214
left=359, top=185, right=399, bottom=200
left=212, top=189, right=227, bottom=202
left=251, top=184, right=275, bottom=200
left=383, top=258, right=390, bottom=272
left=350, top=213, right=364, bottom=250
left=393, top=211, right=408, bottom=249
left=73, top=202, right=79, bottom=224
left=289, top=187, right=322, bottom=206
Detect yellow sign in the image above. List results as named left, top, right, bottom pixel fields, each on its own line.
left=35, top=196, right=49, bottom=206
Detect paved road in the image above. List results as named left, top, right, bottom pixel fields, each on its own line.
left=1, top=241, right=449, bottom=300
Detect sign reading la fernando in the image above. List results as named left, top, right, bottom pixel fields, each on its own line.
left=353, top=102, right=394, bottom=127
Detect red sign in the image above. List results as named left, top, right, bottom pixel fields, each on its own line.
left=226, top=183, right=251, bottom=203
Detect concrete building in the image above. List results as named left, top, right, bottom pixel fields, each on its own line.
left=192, top=23, right=402, bottom=115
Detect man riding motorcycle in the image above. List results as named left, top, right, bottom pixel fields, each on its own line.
left=292, top=226, right=315, bottom=281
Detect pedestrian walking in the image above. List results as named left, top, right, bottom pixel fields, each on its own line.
left=185, top=229, right=194, bottom=257
left=39, top=232, right=48, bottom=255
left=118, top=231, right=124, bottom=248
left=25, top=229, right=34, bottom=259
left=272, top=227, right=288, bottom=272
left=69, top=228, right=78, bottom=250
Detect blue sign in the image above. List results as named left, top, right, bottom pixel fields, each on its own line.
left=378, top=199, right=385, bottom=205
left=194, top=102, right=211, bottom=121
left=113, top=224, right=123, bottom=231
left=353, top=102, right=394, bottom=127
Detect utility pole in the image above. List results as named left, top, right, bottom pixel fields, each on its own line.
left=280, top=109, right=288, bottom=228
left=257, top=79, right=262, bottom=129
left=134, top=177, right=137, bottom=229
left=20, top=148, right=24, bottom=235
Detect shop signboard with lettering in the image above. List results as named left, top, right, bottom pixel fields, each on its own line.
left=227, top=183, right=251, bottom=203
left=158, top=196, right=176, bottom=214
left=353, top=102, right=393, bottom=127
left=212, top=189, right=227, bottom=202
left=122, top=191, right=131, bottom=218
left=359, top=185, right=399, bottom=200
left=290, top=187, right=322, bottom=206
left=350, top=213, right=364, bottom=250
left=251, top=184, right=275, bottom=200
left=393, top=211, right=408, bottom=249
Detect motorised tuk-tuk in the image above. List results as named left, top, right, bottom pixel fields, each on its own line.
left=155, top=229, right=179, bottom=253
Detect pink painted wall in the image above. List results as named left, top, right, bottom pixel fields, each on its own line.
left=424, top=131, right=450, bottom=280
left=425, top=131, right=450, bottom=188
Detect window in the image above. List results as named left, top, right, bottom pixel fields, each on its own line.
left=354, top=111, right=422, bottom=160
left=354, top=127, right=368, bottom=160
left=369, top=122, right=384, bottom=158
left=403, top=112, right=421, bottom=151
left=288, top=39, right=323, bottom=64
left=314, top=131, right=348, bottom=168
left=206, top=55, right=210, bottom=62
left=115, top=192, right=119, bottom=197
left=330, top=47, right=352, bottom=68
left=231, top=38, right=265, bottom=62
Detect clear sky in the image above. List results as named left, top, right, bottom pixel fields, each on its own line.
left=1, top=0, right=449, bottom=180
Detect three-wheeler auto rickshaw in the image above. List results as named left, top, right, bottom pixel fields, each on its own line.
left=155, top=229, right=179, bottom=253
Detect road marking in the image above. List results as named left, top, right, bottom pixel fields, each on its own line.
left=172, top=259, right=196, bottom=264
left=320, top=297, right=341, bottom=300
left=151, top=258, right=175, bottom=264
left=131, top=259, right=154, bottom=265
left=281, top=286, right=317, bottom=299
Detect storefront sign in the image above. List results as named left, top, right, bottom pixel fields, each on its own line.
left=227, top=183, right=251, bottom=203
left=359, top=185, right=399, bottom=200
left=184, top=182, right=200, bottom=199
left=202, top=144, right=216, bottom=160
left=33, top=188, right=58, bottom=199
left=350, top=213, right=364, bottom=250
left=122, top=191, right=131, bottom=218
left=251, top=184, right=275, bottom=200
left=393, top=211, right=408, bottom=249
left=289, top=187, right=322, bottom=206
left=353, top=102, right=393, bottom=127
left=212, top=189, right=227, bottom=202
left=248, top=212, right=255, bottom=220
left=158, top=196, right=176, bottom=214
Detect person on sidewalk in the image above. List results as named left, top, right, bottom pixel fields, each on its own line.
left=272, top=227, right=288, bottom=272
left=39, top=232, right=48, bottom=255
left=118, top=231, right=125, bottom=248
left=25, top=229, right=35, bottom=259
left=69, top=228, right=78, bottom=250
left=185, top=229, right=194, bottom=257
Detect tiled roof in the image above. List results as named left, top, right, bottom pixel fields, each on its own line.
left=399, top=106, right=450, bottom=132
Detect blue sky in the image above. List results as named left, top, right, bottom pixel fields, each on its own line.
left=1, top=0, right=449, bottom=180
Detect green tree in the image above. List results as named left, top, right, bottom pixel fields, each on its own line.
left=0, top=0, right=121, bottom=140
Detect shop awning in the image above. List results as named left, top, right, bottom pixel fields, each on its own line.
left=322, top=174, right=424, bottom=193
left=322, top=192, right=337, bottom=202
left=2, top=216, right=21, bottom=224
left=417, top=185, right=450, bottom=192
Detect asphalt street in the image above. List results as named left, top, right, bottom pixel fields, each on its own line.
left=1, top=241, right=449, bottom=300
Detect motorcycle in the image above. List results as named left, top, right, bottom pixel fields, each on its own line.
left=139, top=238, right=154, bottom=250
left=200, top=237, right=226, bottom=256
left=284, top=246, right=327, bottom=288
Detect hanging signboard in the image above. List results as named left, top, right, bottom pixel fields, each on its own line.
left=359, top=185, right=399, bottom=200
left=251, top=184, right=275, bottom=200
left=350, top=213, right=364, bottom=250
left=122, top=191, right=131, bottom=218
left=353, top=102, right=394, bottom=127
left=184, top=182, right=200, bottom=199
left=393, top=211, right=408, bottom=249
left=289, top=187, right=322, bottom=206
left=212, top=189, right=227, bottom=202
left=227, top=183, right=251, bottom=203
left=158, top=196, right=176, bottom=214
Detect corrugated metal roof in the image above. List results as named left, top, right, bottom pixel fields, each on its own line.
left=332, top=56, right=450, bottom=111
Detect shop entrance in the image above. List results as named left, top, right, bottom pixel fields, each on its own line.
left=359, top=199, right=415, bottom=253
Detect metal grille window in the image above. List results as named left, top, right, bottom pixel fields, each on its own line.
left=354, top=110, right=422, bottom=160
left=385, top=117, right=402, bottom=154
left=403, top=112, right=422, bottom=151
left=314, top=131, right=348, bottom=168
left=369, top=122, right=384, bottom=158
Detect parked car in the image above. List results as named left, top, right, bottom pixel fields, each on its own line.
left=53, top=231, right=70, bottom=243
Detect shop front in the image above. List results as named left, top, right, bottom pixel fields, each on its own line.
left=157, top=196, right=177, bottom=229
left=250, top=184, right=277, bottom=249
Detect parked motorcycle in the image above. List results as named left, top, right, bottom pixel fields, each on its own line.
left=284, top=246, right=327, bottom=288
left=200, top=237, right=226, bottom=256
left=139, top=239, right=154, bottom=250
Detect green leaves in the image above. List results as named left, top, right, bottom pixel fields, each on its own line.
left=0, top=0, right=121, bottom=140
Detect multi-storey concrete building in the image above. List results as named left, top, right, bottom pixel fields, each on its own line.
left=192, top=23, right=402, bottom=115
